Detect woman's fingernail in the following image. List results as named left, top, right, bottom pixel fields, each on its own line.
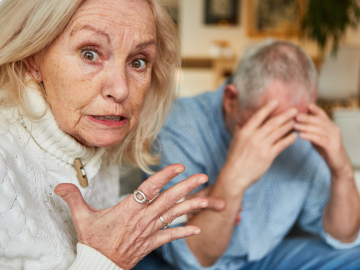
left=175, top=167, right=185, bottom=174
left=198, top=177, right=208, bottom=184
left=194, top=229, right=201, bottom=235
left=55, top=190, right=69, bottom=197
left=200, top=201, right=208, bottom=208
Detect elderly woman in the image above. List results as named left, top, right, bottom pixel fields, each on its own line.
left=0, top=0, right=211, bottom=269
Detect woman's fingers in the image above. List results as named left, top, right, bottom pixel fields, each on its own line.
left=54, top=183, right=92, bottom=225
left=244, top=100, right=279, bottom=130
left=187, top=197, right=225, bottom=222
left=187, top=197, right=225, bottom=220
left=136, top=164, right=185, bottom=203
left=150, top=174, right=208, bottom=215
left=155, top=225, right=201, bottom=248
left=156, top=198, right=209, bottom=230
left=185, top=185, right=213, bottom=201
left=205, top=197, right=226, bottom=211
left=185, top=185, right=225, bottom=212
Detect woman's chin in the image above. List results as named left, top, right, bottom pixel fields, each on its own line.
left=74, top=132, right=125, bottom=148
left=92, top=140, right=122, bottom=148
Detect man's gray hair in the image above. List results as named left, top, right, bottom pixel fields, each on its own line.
left=232, top=40, right=318, bottom=109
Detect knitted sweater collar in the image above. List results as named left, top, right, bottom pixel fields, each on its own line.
left=19, top=86, right=106, bottom=169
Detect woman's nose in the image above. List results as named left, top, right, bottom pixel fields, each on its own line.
left=102, top=68, right=129, bottom=103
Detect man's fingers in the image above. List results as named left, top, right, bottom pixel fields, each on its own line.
left=157, top=198, right=209, bottom=229
left=266, top=120, right=295, bottom=145
left=155, top=226, right=201, bottom=248
left=296, top=113, right=324, bottom=126
left=298, top=132, right=329, bottom=149
left=294, top=123, right=329, bottom=138
left=137, top=164, right=185, bottom=202
left=244, top=100, right=279, bottom=130
left=54, top=183, right=92, bottom=224
left=272, top=132, right=297, bottom=156
left=308, top=103, right=328, bottom=119
left=261, top=108, right=297, bottom=138
left=150, top=174, right=208, bottom=215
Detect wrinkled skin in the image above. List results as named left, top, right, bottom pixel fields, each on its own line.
left=27, top=0, right=213, bottom=268
left=55, top=165, right=210, bottom=269
left=29, top=0, right=156, bottom=147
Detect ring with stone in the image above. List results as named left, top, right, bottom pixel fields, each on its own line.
left=159, top=215, right=168, bottom=229
left=133, top=189, right=150, bottom=204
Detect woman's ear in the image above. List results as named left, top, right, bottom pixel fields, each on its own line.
left=26, top=55, right=42, bottom=82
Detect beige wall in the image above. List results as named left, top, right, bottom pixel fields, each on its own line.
left=179, top=0, right=360, bottom=59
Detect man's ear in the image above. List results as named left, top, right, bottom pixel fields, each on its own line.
left=311, top=87, right=318, bottom=103
left=223, top=84, right=240, bottom=116
left=26, top=55, right=42, bottom=82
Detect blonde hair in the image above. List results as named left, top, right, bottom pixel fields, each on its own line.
left=0, top=0, right=180, bottom=173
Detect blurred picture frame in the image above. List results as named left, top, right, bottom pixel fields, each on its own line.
left=247, top=0, right=305, bottom=38
left=204, top=0, right=239, bottom=26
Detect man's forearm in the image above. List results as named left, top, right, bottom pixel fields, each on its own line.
left=186, top=170, right=245, bottom=267
left=324, top=170, right=360, bottom=243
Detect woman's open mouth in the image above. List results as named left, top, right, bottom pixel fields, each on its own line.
left=89, top=115, right=128, bottom=127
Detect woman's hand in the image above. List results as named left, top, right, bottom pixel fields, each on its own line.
left=221, top=100, right=298, bottom=194
left=54, top=164, right=209, bottom=270
left=185, top=186, right=242, bottom=225
left=295, top=103, right=353, bottom=179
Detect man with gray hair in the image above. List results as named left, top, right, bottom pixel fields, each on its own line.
left=142, top=40, right=360, bottom=270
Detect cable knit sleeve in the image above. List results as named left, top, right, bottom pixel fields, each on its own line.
left=0, top=122, right=124, bottom=269
left=68, top=244, right=122, bottom=270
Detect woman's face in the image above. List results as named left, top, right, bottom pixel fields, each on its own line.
left=33, top=0, right=157, bottom=147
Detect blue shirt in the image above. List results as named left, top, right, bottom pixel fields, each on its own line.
left=150, top=86, right=360, bottom=270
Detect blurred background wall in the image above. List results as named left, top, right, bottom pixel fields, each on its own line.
left=163, top=0, right=360, bottom=96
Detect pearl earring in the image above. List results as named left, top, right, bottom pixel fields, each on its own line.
left=36, top=71, right=40, bottom=78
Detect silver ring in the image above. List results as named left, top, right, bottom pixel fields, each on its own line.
left=133, top=189, right=149, bottom=204
left=159, top=215, right=168, bottom=229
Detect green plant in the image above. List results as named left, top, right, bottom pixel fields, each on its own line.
left=300, top=0, right=360, bottom=54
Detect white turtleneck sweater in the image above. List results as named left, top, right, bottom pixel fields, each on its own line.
left=0, top=88, right=123, bottom=270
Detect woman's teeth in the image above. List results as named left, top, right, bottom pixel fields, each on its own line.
left=94, top=116, right=122, bottom=121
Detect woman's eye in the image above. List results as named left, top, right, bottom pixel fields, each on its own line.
left=82, top=51, right=99, bottom=62
left=131, top=59, right=146, bottom=69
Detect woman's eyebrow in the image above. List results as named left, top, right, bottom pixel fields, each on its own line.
left=70, top=24, right=111, bottom=43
